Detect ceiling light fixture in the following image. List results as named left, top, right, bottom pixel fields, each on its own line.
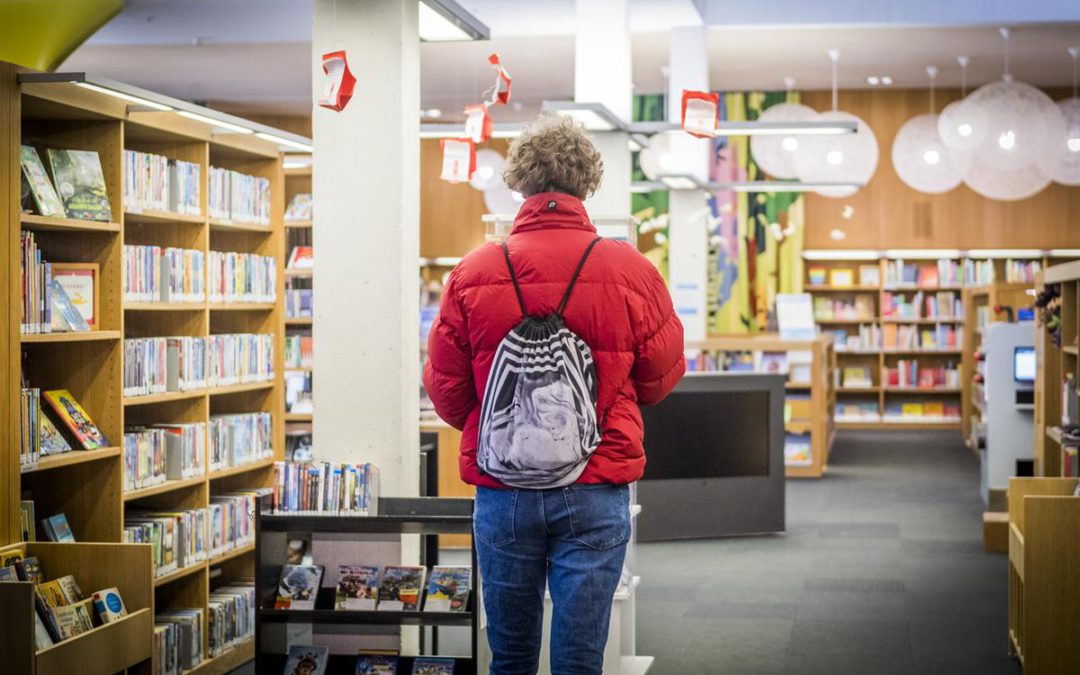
left=866, top=76, right=880, bottom=86
left=177, top=110, right=253, bottom=134
left=881, top=76, right=894, bottom=86
left=255, top=132, right=314, bottom=152
left=966, top=249, right=1043, bottom=259
left=541, top=101, right=626, bottom=131
left=418, top=0, right=489, bottom=41
left=74, top=81, right=173, bottom=111
left=892, top=65, right=968, bottom=194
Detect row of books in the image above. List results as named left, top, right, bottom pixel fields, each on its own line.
left=276, top=563, right=470, bottom=613
left=20, top=231, right=51, bottom=333
left=807, top=265, right=880, bottom=288
left=285, top=192, right=313, bottom=221
left=123, top=150, right=201, bottom=215
left=963, top=258, right=1043, bottom=285
left=208, top=166, right=271, bottom=225
left=0, top=550, right=130, bottom=650
left=829, top=325, right=881, bottom=352
left=882, top=291, right=963, bottom=320
left=291, top=647, right=458, bottom=675
left=272, top=461, right=378, bottom=515
left=208, top=251, right=277, bottom=304
left=123, top=333, right=275, bottom=397
left=883, top=401, right=962, bottom=421
left=965, top=259, right=995, bottom=286
left=20, top=145, right=113, bottom=222
left=207, top=583, right=255, bottom=659
left=125, top=509, right=208, bottom=577
left=19, top=232, right=92, bottom=334
left=882, top=323, right=961, bottom=351
left=155, top=608, right=204, bottom=673
left=285, top=335, right=313, bottom=369
left=839, top=366, right=874, bottom=388
left=882, top=360, right=961, bottom=389
left=813, top=295, right=876, bottom=321
left=208, top=491, right=266, bottom=558
left=123, top=245, right=206, bottom=303
left=286, top=287, right=313, bottom=318
left=209, top=412, right=274, bottom=472
left=836, top=402, right=881, bottom=422
left=123, top=423, right=205, bottom=490
left=885, top=259, right=963, bottom=287
left=19, top=388, right=109, bottom=465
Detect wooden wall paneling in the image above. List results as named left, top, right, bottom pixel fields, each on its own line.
left=801, top=88, right=1080, bottom=250
left=2, top=62, right=20, bottom=546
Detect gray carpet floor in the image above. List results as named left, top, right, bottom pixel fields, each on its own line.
left=634, top=429, right=1021, bottom=675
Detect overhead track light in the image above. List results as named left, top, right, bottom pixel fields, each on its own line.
left=177, top=110, right=253, bottom=134
left=541, top=101, right=627, bottom=131
left=419, top=0, right=489, bottom=41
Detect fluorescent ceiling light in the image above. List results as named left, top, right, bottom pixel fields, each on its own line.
left=177, top=110, right=253, bottom=134
left=542, top=101, right=626, bottom=132
left=255, top=132, right=313, bottom=152
left=419, top=123, right=521, bottom=138
left=658, top=174, right=701, bottom=190
left=74, top=81, right=172, bottom=111
left=802, top=250, right=881, bottom=261
left=1048, top=249, right=1080, bottom=257
left=884, top=249, right=962, bottom=260
left=419, top=0, right=489, bottom=41
left=966, top=249, right=1043, bottom=259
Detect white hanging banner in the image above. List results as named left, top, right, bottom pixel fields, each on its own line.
left=440, top=139, right=476, bottom=183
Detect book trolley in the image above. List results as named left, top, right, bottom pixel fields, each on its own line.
left=1, top=62, right=303, bottom=673
left=256, top=496, right=479, bottom=673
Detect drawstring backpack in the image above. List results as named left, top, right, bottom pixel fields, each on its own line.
left=476, top=237, right=603, bottom=489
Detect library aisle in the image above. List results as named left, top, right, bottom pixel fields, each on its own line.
left=635, top=430, right=1018, bottom=675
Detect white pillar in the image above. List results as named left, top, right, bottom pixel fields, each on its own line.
left=312, top=0, right=420, bottom=500
left=666, top=26, right=710, bottom=341
left=575, top=0, right=631, bottom=220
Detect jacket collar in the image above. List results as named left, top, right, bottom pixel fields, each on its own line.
left=511, top=192, right=596, bottom=235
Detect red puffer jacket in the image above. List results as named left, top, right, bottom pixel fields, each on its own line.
left=423, top=192, right=685, bottom=488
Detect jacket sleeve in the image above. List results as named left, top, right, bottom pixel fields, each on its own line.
left=631, top=262, right=686, bottom=406
left=422, top=271, right=478, bottom=430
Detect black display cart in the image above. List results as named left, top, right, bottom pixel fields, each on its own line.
left=255, top=496, right=477, bottom=674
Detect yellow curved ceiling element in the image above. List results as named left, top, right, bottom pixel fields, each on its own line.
left=0, top=0, right=122, bottom=72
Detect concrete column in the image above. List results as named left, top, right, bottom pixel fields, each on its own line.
left=666, top=25, right=710, bottom=341
left=311, top=0, right=420, bottom=500
left=575, top=0, right=631, bottom=220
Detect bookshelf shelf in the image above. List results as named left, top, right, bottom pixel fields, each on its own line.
left=284, top=220, right=312, bottom=229
left=284, top=268, right=313, bottom=278
left=208, top=458, right=275, bottom=481
left=258, top=607, right=474, bottom=627
left=815, top=317, right=877, bottom=324
left=20, top=330, right=122, bottom=344
left=208, top=381, right=275, bottom=396
left=122, top=474, right=207, bottom=502
left=1065, top=345, right=1079, bottom=356
left=124, top=209, right=205, bottom=226
left=20, top=213, right=121, bottom=233
left=883, top=285, right=965, bottom=292
left=838, top=386, right=879, bottom=393
left=209, top=543, right=255, bottom=565
left=19, top=446, right=122, bottom=474
left=884, top=387, right=962, bottom=394
left=284, top=412, right=312, bottom=422
left=881, top=317, right=963, bottom=324
left=209, top=302, right=276, bottom=311
left=285, top=317, right=312, bottom=326
left=805, top=285, right=880, bottom=292
left=123, top=302, right=206, bottom=311
left=122, top=389, right=206, bottom=406
left=185, top=639, right=255, bottom=675
left=882, top=349, right=963, bottom=355
left=209, top=219, right=272, bottom=233
left=152, top=561, right=206, bottom=588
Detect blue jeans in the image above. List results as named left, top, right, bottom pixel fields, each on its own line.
left=474, top=484, right=631, bottom=675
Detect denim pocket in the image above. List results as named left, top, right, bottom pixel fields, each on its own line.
left=473, top=487, right=517, bottom=547
left=563, top=484, right=631, bottom=550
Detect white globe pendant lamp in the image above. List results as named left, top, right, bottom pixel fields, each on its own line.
left=892, top=67, right=969, bottom=194
left=750, top=78, right=818, bottom=179
left=639, top=131, right=677, bottom=181
left=469, top=149, right=505, bottom=191
left=793, top=49, right=878, bottom=197
left=1050, top=47, right=1080, bottom=186
left=938, top=56, right=987, bottom=153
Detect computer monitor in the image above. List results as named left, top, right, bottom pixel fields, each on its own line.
left=1013, top=346, right=1036, bottom=384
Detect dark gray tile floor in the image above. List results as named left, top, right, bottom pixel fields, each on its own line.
left=635, top=429, right=1021, bottom=675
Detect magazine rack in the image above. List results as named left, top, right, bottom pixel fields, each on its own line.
left=255, top=496, right=478, bottom=673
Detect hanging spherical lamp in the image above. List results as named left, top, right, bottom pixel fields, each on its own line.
left=891, top=68, right=968, bottom=194
left=750, top=93, right=818, bottom=179
left=1049, top=49, right=1080, bottom=185
left=964, top=159, right=1051, bottom=201
left=469, top=149, right=505, bottom=191
left=793, top=110, right=878, bottom=198
left=965, top=80, right=1065, bottom=171
left=937, top=56, right=987, bottom=153
left=483, top=180, right=521, bottom=215
left=639, top=132, right=676, bottom=181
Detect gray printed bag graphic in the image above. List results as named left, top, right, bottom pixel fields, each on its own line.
left=476, top=238, right=602, bottom=488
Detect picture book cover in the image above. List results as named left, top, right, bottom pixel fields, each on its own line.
left=34, top=612, right=54, bottom=650
left=424, top=566, right=471, bottom=613
left=43, top=513, right=77, bottom=543
left=43, top=390, right=107, bottom=449
left=829, top=268, right=854, bottom=288
left=0, top=566, right=18, bottom=582
left=41, top=414, right=73, bottom=455
left=335, top=565, right=380, bottom=610
left=36, top=580, right=69, bottom=610
left=50, top=280, right=91, bottom=333
left=20, top=145, right=66, bottom=217
left=282, top=645, right=329, bottom=675
left=92, top=587, right=128, bottom=623
left=0, top=548, right=22, bottom=567
left=46, top=149, right=113, bottom=222
left=410, top=658, right=455, bottom=675
left=52, top=265, right=96, bottom=327
left=276, top=564, right=324, bottom=610
left=287, top=246, right=314, bottom=269
left=51, top=598, right=95, bottom=640
left=355, top=654, right=398, bottom=674
left=56, top=574, right=84, bottom=602
left=807, top=266, right=826, bottom=286
left=285, top=193, right=313, bottom=221
left=16, top=556, right=45, bottom=585
left=378, top=566, right=426, bottom=611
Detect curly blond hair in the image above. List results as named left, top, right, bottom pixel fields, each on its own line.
left=504, top=112, right=604, bottom=200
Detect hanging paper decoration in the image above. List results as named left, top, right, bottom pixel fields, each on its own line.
left=486, top=53, right=512, bottom=106
left=440, top=139, right=476, bottom=183
left=464, top=104, right=493, bottom=143
left=317, top=50, right=357, bottom=112
left=681, top=90, right=720, bottom=138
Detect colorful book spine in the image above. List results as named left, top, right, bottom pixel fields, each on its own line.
left=272, top=461, right=379, bottom=515
left=208, top=413, right=274, bottom=472
left=207, top=251, right=276, bottom=304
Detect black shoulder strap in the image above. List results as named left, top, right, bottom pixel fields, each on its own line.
left=557, top=237, right=602, bottom=315
left=502, top=243, right=528, bottom=316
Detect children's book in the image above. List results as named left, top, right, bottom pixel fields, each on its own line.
left=46, top=149, right=113, bottom=221
left=275, top=564, right=324, bottom=610
left=43, top=390, right=107, bottom=449
left=50, top=280, right=91, bottom=332
left=56, top=574, right=84, bottom=601
left=51, top=598, right=95, bottom=639
left=41, top=414, right=73, bottom=455
left=424, top=566, right=471, bottom=613
left=410, top=658, right=455, bottom=675
left=336, top=565, right=380, bottom=610
left=378, top=566, right=426, bottom=611
left=355, top=653, right=399, bottom=674
left=16, top=556, right=45, bottom=584
left=0, top=548, right=23, bottom=568
left=42, top=513, right=77, bottom=543
left=285, top=193, right=313, bottom=221
left=283, top=645, right=329, bottom=675
left=92, top=587, right=128, bottom=623
left=20, top=145, right=66, bottom=217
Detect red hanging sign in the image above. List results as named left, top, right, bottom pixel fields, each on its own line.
left=486, top=53, right=512, bottom=106
left=318, top=50, right=357, bottom=112
left=440, top=138, right=476, bottom=183
left=681, top=89, right=719, bottom=138
left=464, top=104, right=493, bottom=143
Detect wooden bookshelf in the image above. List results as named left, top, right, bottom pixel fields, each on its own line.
left=1035, top=260, right=1080, bottom=478
left=283, top=165, right=313, bottom=449
left=1006, top=477, right=1080, bottom=673
left=3, top=69, right=295, bottom=674
left=686, top=333, right=836, bottom=478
